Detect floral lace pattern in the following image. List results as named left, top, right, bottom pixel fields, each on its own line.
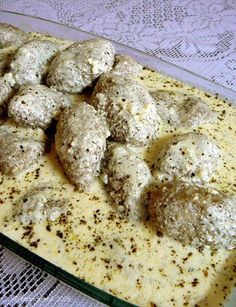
left=0, top=0, right=235, bottom=306
left=0, top=247, right=104, bottom=306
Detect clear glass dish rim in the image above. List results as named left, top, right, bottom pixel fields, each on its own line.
left=0, top=10, right=235, bottom=307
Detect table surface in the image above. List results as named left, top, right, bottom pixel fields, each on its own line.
left=0, top=0, right=235, bottom=306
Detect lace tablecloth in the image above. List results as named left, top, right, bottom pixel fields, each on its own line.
left=0, top=0, right=235, bottom=306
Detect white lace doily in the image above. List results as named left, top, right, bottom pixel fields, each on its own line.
left=0, top=246, right=104, bottom=306
left=0, top=0, right=235, bottom=306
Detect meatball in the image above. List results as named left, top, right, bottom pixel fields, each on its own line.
left=92, top=73, right=160, bottom=146
left=111, top=54, right=142, bottom=77
left=17, top=186, right=69, bottom=224
left=8, top=84, right=71, bottom=129
left=150, top=90, right=216, bottom=127
left=47, top=39, right=115, bottom=93
left=148, top=181, right=236, bottom=249
left=0, top=77, right=14, bottom=115
left=6, top=39, right=59, bottom=86
left=0, top=123, right=45, bottom=176
left=154, top=132, right=221, bottom=182
left=103, top=144, right=151, bottom=220
left=0, top=23, right=27, bottom=48
left=55, top=102, right=110, bottom=191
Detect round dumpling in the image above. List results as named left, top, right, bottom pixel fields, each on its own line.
left=0, top=23, right=27, bottom=48
left=8, top=39, right=59, bottom=86
left=103, top=144, right=151, bottom=220
left=17, top=186, right=69, bottom=224
left=148, top=180, right=236, bottom=249
left=154, top=132, right=221, bottom=183
left=8, top=84, right=71, bottom=129
left=55, top=103, right=110, bottom=191
left=111, top=54, right=142, bottom=77
left=92, top=73, right=160, bottom=146
left=47, top=39, right=115, bottom=93
left=151, top=90, right=216, bottom=127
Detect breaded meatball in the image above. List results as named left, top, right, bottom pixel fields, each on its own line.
left=103, top=144, right=151, bottom=220
left=6, top=39, right=59, bottom=86
left=55, top=102, right=110, bottom=191
left=148, top=181, right=236, bottom=249
left=151, top=90, right=216, bottom=127
left=47, top=39, right=115, bottom=93
left=0, top=77, right=14, bottom=115
left=0, top=123, right=45, bottom=176
left=0, top=23, right=27, bottom=48
left=111, top=54, right=142, bottom=77
left=92, top=73, right=160, bottom=146
left=8, top=84, right=71, bottom=129
left=17, top=186, right=69, bottom=224
left=154, top=132, right=221, bottom=182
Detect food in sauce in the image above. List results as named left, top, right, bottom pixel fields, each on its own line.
left=55, top=102, right=110, bottom=191
left=92, top=73, right=160, bottom=146
left=47, top=39, right=115, bottom=93
left=0, top=48, right=15, bottom=76
left=0, top=121, right=45, bottom=176
left=151, top=90, right=217, bottom=127
left=103, top=144, right=151, bottom=220
left=112, top=54, right=142, bottom=77
left=0, top=24, right=235, bottom=307
left=0, top=39, right=59, bottom=115
left=8, top=84, right=71, bottom=129
left=148, top=180, right=236, bottom=249
left=154, top=132, right=221, bottom=183
left=17, top=186, right=69, bottom=224
left=6, top=39, right=59, bottom=86
left=0, top=23, right=27, bottom=48
left=0, top=77, right=14, bottom=115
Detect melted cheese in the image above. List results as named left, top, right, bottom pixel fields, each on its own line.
left=0, top=33, right=236, bottom=307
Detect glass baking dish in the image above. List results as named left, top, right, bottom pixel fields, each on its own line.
left=0, top=10, right=235, bottom=307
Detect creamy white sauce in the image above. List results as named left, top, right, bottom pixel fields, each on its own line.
left=0, top=33, right=235, bottom=307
